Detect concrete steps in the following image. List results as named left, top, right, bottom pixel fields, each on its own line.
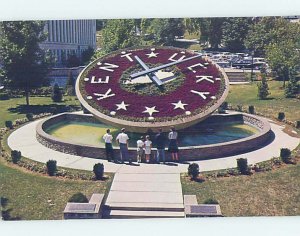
left=104, top=173, right=185, bottom=219
left=225, top=71, right=248, bottom=83
left=109, top=210, right=185, bottom=219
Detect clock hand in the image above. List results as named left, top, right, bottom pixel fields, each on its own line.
left=130, top=54, right=202, bottom=79
left=133, top=56, right=163, bottom=86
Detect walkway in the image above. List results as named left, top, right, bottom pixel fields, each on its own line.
left=7, top=118, right=300, bottom=173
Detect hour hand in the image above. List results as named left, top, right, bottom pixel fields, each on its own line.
left=133, top=56, right=163, bottom=86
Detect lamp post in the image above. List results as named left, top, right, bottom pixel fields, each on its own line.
left=250, top=50, right=254, bottom=82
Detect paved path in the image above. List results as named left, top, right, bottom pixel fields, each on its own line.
left=7, top=118, right=300, bottom=173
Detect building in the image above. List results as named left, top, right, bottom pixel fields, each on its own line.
left=40, top=20, right=96, bottom=66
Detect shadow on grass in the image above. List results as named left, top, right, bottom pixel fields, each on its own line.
left=1, top=197, right=21, bottom=220
left=8, top=104, right=80, bottom=115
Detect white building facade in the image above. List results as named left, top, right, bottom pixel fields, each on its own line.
left=40, top=20, right=96, bottom=66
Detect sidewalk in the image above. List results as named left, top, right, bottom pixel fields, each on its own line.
left=7, top=118, right=300, bottom=173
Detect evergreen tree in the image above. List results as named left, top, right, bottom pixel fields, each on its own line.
left=257, top=73, right=270, bottom=100
left=66, top=71, right=76, bottom=96
left=0, top=21, right=51, bottom=105
left=51, top=83, right=63, bottom=102
left=285, top=74, right=299, bottom=98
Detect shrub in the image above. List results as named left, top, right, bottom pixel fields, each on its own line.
left=278, top=112, right=285, bottom=121
left=93, top=163, right=104, bottom=180
left=237, top=158, right=250, bottom=175
left=237, top=104, right=243, bottom=112
left=257, top=73, right=270, bottom=99
left=188, top=163, right=200, bottom=180
left=5, top=121, right=13, bottom=129
left=295, top=121, right=300, bottom=129
left=46, top=160, right=57, bottom=176
left=0, top=92, right=10, bottom=100
left=11, top=150, right=21, bottom=164
left=51, top=83, right=63, bottom=102
left=68, top=192, right=89, bottom=203
left=248, top=105, right=255, bottom=114
left=280, top=148, right=291, bottom=164
left=203, top=198, right=219, bottom=204
left=26, top=113, right=34, bottom=121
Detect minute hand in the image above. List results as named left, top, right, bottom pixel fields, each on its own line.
left=130, top=54, right=202, bottom=79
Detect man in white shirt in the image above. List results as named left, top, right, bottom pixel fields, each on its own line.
left=103, top=129, right=114, bottom=162
left=116, top=128, right=130, bottom=163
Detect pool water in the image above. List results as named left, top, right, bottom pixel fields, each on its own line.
left=46, top=121, right=258, bottom=148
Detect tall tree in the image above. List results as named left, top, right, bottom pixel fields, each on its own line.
left=150, top=18, right=185, bottom=45
left=222, top=17, right=253, bottom=52
left=100, top=19, right=140, bottom=53
left=0, top=21, right=50, bottom=105
left=199, top=18, right=226, bottom=49
left=266, top=40, right=300, bottom=87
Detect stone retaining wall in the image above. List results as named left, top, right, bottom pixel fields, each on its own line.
left=36, top=112, right=273, bottom=161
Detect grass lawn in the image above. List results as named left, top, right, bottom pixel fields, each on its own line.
left=226, top=81, right=300, bottom=122
left=0, top=159, right=113, bottom=220
left=0, top=96, right=80, bottom=128
left=181, top=163, right=300, bottom=216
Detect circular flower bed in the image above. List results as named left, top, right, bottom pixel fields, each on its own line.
left=77, top=46, right=228, bottom=130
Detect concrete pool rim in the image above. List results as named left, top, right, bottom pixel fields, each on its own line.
left=36, top=112, right=273, bottom=161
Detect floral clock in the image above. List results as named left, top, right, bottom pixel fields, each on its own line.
left=76, top=46, right=229, bottom=132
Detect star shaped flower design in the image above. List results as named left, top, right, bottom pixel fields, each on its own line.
left=171, top=100, right=188, bottom=110
left=146, top=51, right=159, bottom=58
left=116, top=101, right=129, bottom=111
left=142, top=106, right=159, bottom=116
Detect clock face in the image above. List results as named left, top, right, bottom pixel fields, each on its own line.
left=76, top=47, right=229, bottom=131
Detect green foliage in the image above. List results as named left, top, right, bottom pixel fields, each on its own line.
left=26, top=113, right=34, bottom=121
left=296, top=121, right=300, bottom=129
left=81, top=47, right=94, bottom=65
left=0, top=21, right=51, bottom=105
left=0, top=92, right=10, bottom=100
left=199, top=18, right=226, bottom=49
left=248, top=105, right=255, bottom=114
left=285, top=75, right=299, bottom=98
left=66, top=71, right=76, bottom=96
left=237, top=158, right=250, bottom=175
left=101, top=19, right=140, bottom=53
left=5, top=120, right=13, bottom=129
left=221, top=17, right=253, bottom=52
left=11, top=150, right=21, bottom=164
left=188, top=163, right=200, bottom=179
left=150, top=18, right=185, bottom=45
left=66, top=54, right=81, bottom=68
left=280, top=148, right=292, bottom=164
left=46, top=160, right=57, bottom=176
left=203, top=198, right=219, bottom=204
left=51, top=83, right=63, bottom=102
left=68, top=192, right=89, bottom=203
left=278, top=112, right=285, bottom=121
left=93, top=163, right=104, bottom=180
left=257, top=73, right=270, bottom=99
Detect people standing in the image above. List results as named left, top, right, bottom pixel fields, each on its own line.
left=168, top=126, right=179, bottom=162
left=116, top=128, right=130, bottom=164
left=103, top=129, right=114, bottom=162
left=155, top=128, right=166, bottom=163
left=144, top=135, right=152, bottom=163
left=136, top=136, right=144, bottom=163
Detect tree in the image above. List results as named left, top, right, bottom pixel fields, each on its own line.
left=266, top=40, right=300, bottom=87
left=66, top=54, right=81, bottom=67
left=51, top=83, right=63, bottom=102
left=101, top=19, right=140, bottom=53
left=257, top=73, right=270, bottom=99
left=285, top=73, right=299, bottom=98
left=245, top=17, right=300, bottom=56
left=222, top=17, right=253, bottom=52
left=199, top=18, right=226, bottom=49
left=0, top=21, right=51, bottom=105
left=81, top=47, right=94, bottom=65
left=66, top=71, right=76, bottom=96
left=150, top=18, right=185, bottom=45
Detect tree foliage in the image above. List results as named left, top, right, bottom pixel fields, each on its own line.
left=100, top=19, right=140, bottom=53
left=257, top=72, right=270, bottom=99
left=150, top=18, right=185, bottom=45
left=285, top=73, right=299, bottom=98
left=0, top=21, right=51, bottom=105
left=222, top=17, right=253, bottom=52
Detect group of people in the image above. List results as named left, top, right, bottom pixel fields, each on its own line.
left=102, top=127, right=179, bottom=164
